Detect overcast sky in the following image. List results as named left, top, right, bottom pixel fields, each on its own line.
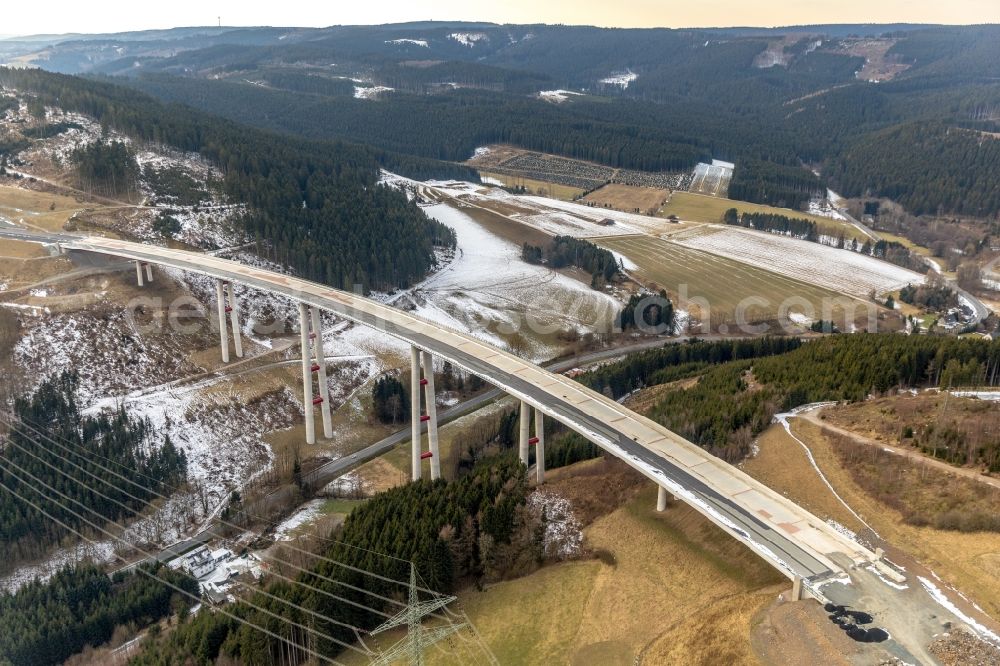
left=3, top=0, right=998, bottom=37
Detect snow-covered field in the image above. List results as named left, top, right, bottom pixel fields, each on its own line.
left=673, top=225, right=924, bottom=297
left=406, top=203, right=621, bottom=360
left=416, top=177, right=672, bottom=237
left=271, top=499, right=326, bottom=541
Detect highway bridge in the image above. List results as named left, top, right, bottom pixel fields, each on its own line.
left=0, top=228, right=963, bottom=664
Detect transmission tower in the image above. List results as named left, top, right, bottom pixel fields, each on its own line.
left=369, top=564, right=494, bottom=665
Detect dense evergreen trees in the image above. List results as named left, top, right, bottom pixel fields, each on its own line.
left=899, top=280, right=957, bottom=310
left=583, top=337, right=802, bottom=400
left=70, top=139, right=140, bottom=198
left=370, top=375, right=410, bottom=424
left=520, top=236, right=620, bottom=287
left=0, top=563, right=198, bottom=666
left=0, top=67, right=457, bottom=292
left=132, top=455, right=530, bottom=665
left=724, top=208, right=818, bottom=241
left=0, top=372, right=187, bottom=568
left=584, top=335, right=1000, bottom=462
left=617, top=291, right=674, bottom=334
left=830, top=122, right=1000, bottom=217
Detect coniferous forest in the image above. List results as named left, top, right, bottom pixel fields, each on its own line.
left=0, top=563, right=198, bottom=666
left=130, top=455, right=530, bottom=665
left=0, top=371, right=187, bottom=569
left=0, top=67, right=457, bottom=293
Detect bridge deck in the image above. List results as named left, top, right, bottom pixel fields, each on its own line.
left=8, top=230, right=875, bottom=587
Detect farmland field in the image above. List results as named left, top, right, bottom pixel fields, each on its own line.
left=671, top=225, right=923, bottom=297
left=582, top=183, right=669, bottom=214
left=479, top=170, right=586, bottom=201
left=660, top=191, right=867, bottom=242
left=689, top=162, right=733, bottom=197
left=595, top=234, right=891, bottom=332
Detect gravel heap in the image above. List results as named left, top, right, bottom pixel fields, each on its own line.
left=930, top=631, right=1000, bottom=666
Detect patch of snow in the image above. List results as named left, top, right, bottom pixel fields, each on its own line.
left=527, top=490, right=582, bottom=559
left=385, top=38, right=428, bottom=47
left=538, top=89, right=582, bottom=103
left=272, top=499, right=326, bottom=541
left=674, top=225, right=925, bottom=298
left=919, top=576, right=1000, bottom=647
left=600, top=69, right=637, bottom=88
left=353, top=85, right=394, bottom=100
left=0, top=541, right=116, bottom=594
left=449, top=32, right=488, bottom=47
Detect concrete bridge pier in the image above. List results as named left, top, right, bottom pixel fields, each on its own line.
left=144, top=262, right=153, bottom=283
left=410, top=346, right=422, bottom=481
left=791, top=575, right=804, bottom=601
left=226, top=282, right=243, bottom=359
left=215, top=279, right=230, bottom=363
left=135, top=260, right=144, bottom=286
left=298, top=302, right=315, bottom=444
left=421, top=350, right=441, bottom=480
left=534, top=409, right=545, bottom=483
left=657, top=486, right=669, bottom=512
left=519, top=401, right=531, bottom=467
left=310, top=307, right=333, bottom=439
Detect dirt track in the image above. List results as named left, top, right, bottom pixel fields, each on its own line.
left=799, top=409, right=1000, bottom=492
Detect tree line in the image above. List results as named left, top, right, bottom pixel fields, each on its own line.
left=0, top=371, right=187, bottom=570
left=131, top=454, right=534, bottom=665
left=70, top=138, right=141, bottom=198
left=0, top=67, right=458, bottom=293
left=521, top=235, right=622, bottom=287
left=0, top=563, right=198, bottom=666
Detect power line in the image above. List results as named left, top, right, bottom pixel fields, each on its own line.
left=7, top=410, right=445, bottom=597
left=0, top=452, right=373, bottom=660
left=2, top=411, right=496, bottom=662
left=1, top=412, right=460, bottom=633
left=0, top=419, right=397, bottom=627
left=0, top=464, right=351, bottom=666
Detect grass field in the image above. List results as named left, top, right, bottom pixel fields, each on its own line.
left=0, top=183, right=88, bottom=232
left=660, top=191, right=867, bottom=243
left=339, top=475, right=784, bottom=666
left=479, top=171, right=586, bottom=201
left=595, top=235, right=862, bottom=330
left=582, top=183, right=669, bottom=214
left=751, top=417, right=1000, bottom=623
